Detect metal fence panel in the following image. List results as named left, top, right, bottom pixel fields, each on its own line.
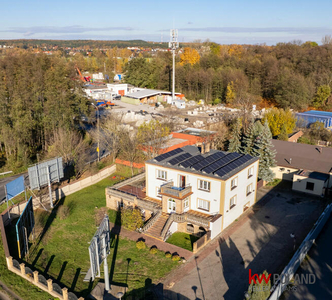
left=6, top=176, right=25, bottom=200
left=28, top=157, right=64, bottom=190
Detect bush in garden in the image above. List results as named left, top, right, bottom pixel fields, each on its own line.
left=121, top=207, right=144, bottom=230
left=136, top=240, right=146, bottom=250
left=149, top=247, right=158, bottom=255
left=165, top=252, right=172, bottom=258
left=172, top=254, right=180, bottom=262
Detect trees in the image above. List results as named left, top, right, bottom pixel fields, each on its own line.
left=263, top=108, right=296, bottom=137
left=252, top=122, right=276, bottom=182
left=312, top=85, right=331, bottom=108
left=137, top=120, right=170, bottom=159
left=180, top=48, right=200, bottom=66
left=228, top=118, right=242, bottom=153
left=241, top=122, right=255, bottom=155
left=120, top=131, right=142, bottom=176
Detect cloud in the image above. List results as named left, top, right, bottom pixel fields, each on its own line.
left=160, top=27, right=331, bottom=34
left=1, top=25, right=135, bottom=36
left=188, top=22, right=193, bottom=25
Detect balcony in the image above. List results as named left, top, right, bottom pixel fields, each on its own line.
left=160, top=182, right=192, bottom=200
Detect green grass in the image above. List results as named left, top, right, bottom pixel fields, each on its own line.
left=266, top=178, right=282, bottom=187
left=1, top=165, right=178, bottom=299
left=166, top=232, right=200, bottom=252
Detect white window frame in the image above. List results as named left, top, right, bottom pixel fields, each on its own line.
left=248, top=166, right=254, bottom=178
left=246, top=184, right=253, bottom=196
left=157, top=169, right=167, bottom=180
left=230, top=195, right=237, bottom=209
left=198, top=179, right=211, bottom=192
left=231, top=177, right=238, bottom=190
left=198, top=199, right=210, bottom=211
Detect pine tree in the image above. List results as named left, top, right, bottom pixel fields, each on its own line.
left=252, top=122, right=276, bottom=182
left=228, top=118, right=242, bottom=153
left=241, top=121, right=255, bottom=155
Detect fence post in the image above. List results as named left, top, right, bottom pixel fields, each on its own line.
left=47, top=279, right=53, bottom=292
left=20, top=263, right=26, bottom=276
left=33, top=271, right=39, bottom=284
left=62, top=287, right=68, bottom=300
left=6, top=256, right=13, bottom=268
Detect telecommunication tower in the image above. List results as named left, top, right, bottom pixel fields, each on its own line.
left=169, top=29, right=179, bottom=101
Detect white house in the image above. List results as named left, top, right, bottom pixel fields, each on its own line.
left=144, top=145, right=259, bottom=239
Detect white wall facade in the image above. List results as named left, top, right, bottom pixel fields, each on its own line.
left=210, top=216, right=223, bottom=239
left=271, top=166, right=299, bottom=181
left=292, top=175, right=327, bottom=196
left=146, top=163, right=222, bottom=215
left=222, top=161, right=259, bottom=229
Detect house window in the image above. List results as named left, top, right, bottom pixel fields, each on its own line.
left=248, top=167, right=254, bottom=178
left=184, top=198, right=189, bottom=209
left=156, top=187, right=161, bottom=198
left=198, top=199, right=210, bottom=211
left=230, top=195, right=237, bottom=209
left=157, top=169, right=167, bottom=180
left=306, top=182, right=314, bottom=191
left=198, top=180, right=211, bottom=192
left=246, top=184, right=253, bottom=196
left=231, top=177, right=238, bottom=190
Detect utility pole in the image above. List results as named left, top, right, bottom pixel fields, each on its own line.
left=92, top=103, right=100, bottom=162
left=169, top=29, right=179, bottom=101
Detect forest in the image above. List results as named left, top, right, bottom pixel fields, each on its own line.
left=1, top=38, right=332, bottom=172
left=124, top=40, right=332, bottom=111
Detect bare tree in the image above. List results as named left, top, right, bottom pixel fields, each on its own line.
left=234, top=93, right=257, bottom=132
left=322, top=35, right=332, bottom=46
left=94, top=112, right=125, bottom=162
left=47, top=128, right=88, bottom=178
left=120, top=131, right=142, bottom=176
left=137, top=119, right=171, bottom=159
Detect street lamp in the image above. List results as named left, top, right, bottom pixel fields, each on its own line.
left=91, top=103, right=100, bottom=162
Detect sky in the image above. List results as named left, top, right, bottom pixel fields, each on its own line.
left=1, top=0, right=332, bottom=45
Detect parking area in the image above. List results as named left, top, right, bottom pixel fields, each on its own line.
left=168, top=186, right=326, bottom=300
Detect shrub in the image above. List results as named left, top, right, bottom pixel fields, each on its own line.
left=172, top=254, right=180, bottom=261
left=136, top=241, right=146, bottom=250
left=58, top=205, right=70, bottom=220
left=149, top=247, right=158, bottom=255
left=121, top=207, right=144, bottom=231
left=165, top=252, right=172, bottom=258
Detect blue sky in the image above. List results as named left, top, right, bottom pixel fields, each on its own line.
left=1, top=0, right=332, bottom=45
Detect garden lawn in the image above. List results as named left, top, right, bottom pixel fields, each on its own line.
left=166, top=232, right=200, bottom=252
left=0, top=166, right=178, bottom=299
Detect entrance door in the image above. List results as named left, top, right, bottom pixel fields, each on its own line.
left=179, top=175, right=186, bottom=188
left=168, top=199, right=176, bottom=213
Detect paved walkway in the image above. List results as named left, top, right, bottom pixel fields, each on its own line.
left=165, top=188, right=324, bottom=300
left=109, top=222, right=193, bottom=260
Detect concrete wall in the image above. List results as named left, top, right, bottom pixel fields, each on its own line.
left=271, top=166, right=299, bottom=181
left=292, top=174, right=326, bottom=196
left=222, top=161, right=258, bottom=229
left=53, top=165, right=116, bottom=201
left=169, top=221, right=178, bottom=235
left=210, top=215, right=223, bottom=240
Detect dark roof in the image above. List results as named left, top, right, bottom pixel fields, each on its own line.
left=146, top=146, right=258, bottom=180
left=271, top=140, right=332, bottom=174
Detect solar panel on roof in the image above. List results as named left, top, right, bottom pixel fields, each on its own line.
left=202, top=153, right=242, bottom=174
left=190, top=152, right=225, bottom=171
left=214, top=154, right=253, bottom=177
left=154, top=148, right=183, bottom=162
left=179, top=155, right=204, bottom=168
left=168, top=153, right=192, bottom=165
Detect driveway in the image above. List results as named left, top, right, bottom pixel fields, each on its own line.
left=167, top=187, right=325, bottom=300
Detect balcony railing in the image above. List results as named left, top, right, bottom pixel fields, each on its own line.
left=160, top=182, right=192, bottom=199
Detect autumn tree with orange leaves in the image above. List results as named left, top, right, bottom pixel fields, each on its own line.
left=180, top=47, right=200, bottom=66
